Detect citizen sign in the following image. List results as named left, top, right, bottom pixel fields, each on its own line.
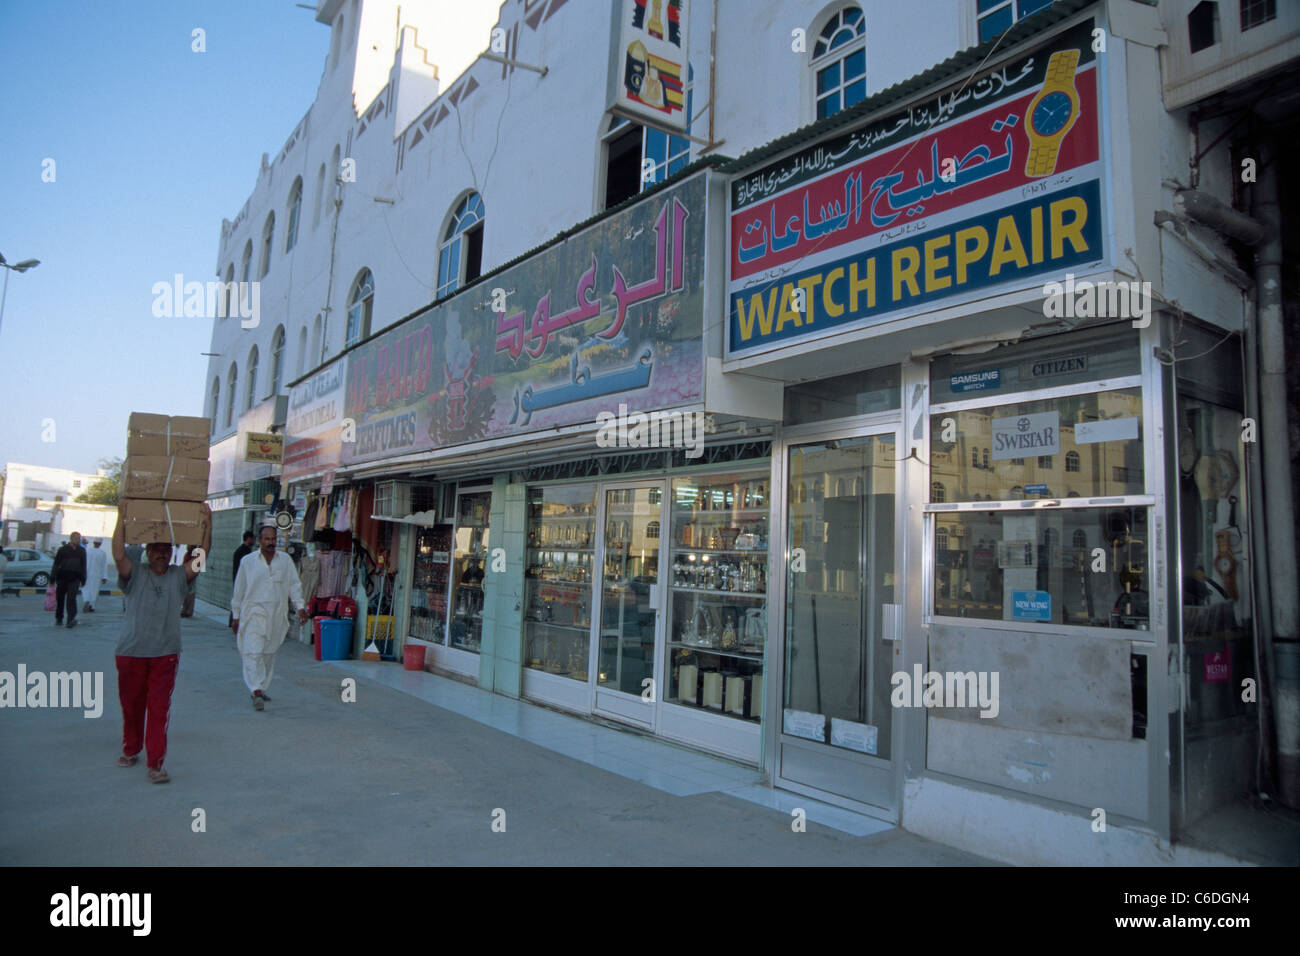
left=991, top=410, right=1060, bottom=461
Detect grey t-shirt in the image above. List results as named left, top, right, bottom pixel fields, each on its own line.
left=116, top=565, right=194, bottom=657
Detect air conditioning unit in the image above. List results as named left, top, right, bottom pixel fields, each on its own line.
left=373, top=481, right=412, bottom=518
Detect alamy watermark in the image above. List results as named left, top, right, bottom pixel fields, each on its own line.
left=151, top=273, right=260, bottom=327
left=0, top=665, right=103, bottom=718
left=890, top=665, right=1000, bottom=719
left=1041, top=273, right=1151, bottom=328
left=50, top=886, right=150, bottom=935
left=595, top=403, right=710, bottom=459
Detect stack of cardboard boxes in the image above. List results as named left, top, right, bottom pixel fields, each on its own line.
left=120, top=413, right=211, bottom=545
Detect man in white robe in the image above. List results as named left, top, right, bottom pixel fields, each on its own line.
left=82, top=539, right=109, bottom=611
left=231, top=526, right=307, bottom=710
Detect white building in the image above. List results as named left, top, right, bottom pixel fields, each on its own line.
left=201, top=0, right=1300, bottom=865
left=1, top=462, right=110, bottom=545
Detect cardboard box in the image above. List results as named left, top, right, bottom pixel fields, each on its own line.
left=121, top=456, right=211, bottom=502
left=126, top=413, right=210, bottom=459
left=122, top=499, right=205, bottom=546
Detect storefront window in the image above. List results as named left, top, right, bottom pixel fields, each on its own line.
left=448, top=491, right=491, bottom=652
left=784, top=364, right=900, bottom=425
left=932, top=506, right=1151, bottom=629
left=524, top=483, right=597, bottom=680
left=931, top=387, right=1145, bottom=501
left=667, top=472, right=769, bottom=722
left=409, top=524, right=451, bottom=643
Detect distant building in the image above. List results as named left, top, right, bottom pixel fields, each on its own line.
left=1, top=462, right=109, bottom=546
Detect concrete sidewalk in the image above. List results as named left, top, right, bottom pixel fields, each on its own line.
left=0, top=590, right=993, bottom=866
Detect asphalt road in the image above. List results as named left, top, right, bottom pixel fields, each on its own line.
left=0, top=590, right=990, bottom=866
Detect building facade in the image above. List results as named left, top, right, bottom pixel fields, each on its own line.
left=1, top=462, right=111, bottom=546
left=202, top=0, right=1299, bottom=864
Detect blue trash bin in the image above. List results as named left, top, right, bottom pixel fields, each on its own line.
left=319, top=618, right=354, bottom=661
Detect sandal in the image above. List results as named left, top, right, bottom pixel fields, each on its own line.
left=117, top=754, right=138, bottom=768
left=252, top=694, right=264, bottom=711
left=147, top=768, right=170, bottom=784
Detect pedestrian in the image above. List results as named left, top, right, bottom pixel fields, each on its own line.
left=82, top=539, right=109, bottom=612
left=231, top=525, right=307, bottom=710
left=229, top=530, right=255, bottom=629
left=111, top=501, right=212, bottom=784
left=51, top=532, right=87, bottom=628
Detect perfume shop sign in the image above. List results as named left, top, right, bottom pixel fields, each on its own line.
left=341, top=173, right=706, bottom=466
left=727, top=19, right=1106, bottom=357
left=283, top=361, right=348, bottom=482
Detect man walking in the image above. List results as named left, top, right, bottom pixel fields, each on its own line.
left=111, top=501, right=212, bottom=784
left=52, top=532, right=87, bottom=628
left=231, top=526, right=307, bottom=710
left=81, top=539, right=108, bottom=612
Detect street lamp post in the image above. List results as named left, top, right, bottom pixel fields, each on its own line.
left=0, top=253, right=41, bottom=335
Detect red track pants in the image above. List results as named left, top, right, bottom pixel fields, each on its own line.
left=115, top=654, right=178, bottom=770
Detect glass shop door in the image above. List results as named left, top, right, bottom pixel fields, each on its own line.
left=593, top=481, right=668, bottom=728
left=778, top=427, right=901, bottom=816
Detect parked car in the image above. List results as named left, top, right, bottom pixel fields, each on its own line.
left=2, top=548, right=55, bottom=588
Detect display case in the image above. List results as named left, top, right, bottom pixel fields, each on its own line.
left=524, top=483, right=598, bottom=681
left=449, top=491, right=491, bottom=652
left=666, top=473, right=769, bottom=722
left=409, top=524, right=451, bottom=643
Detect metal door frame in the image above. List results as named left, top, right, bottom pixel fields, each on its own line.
left=767, top=413, right=905, bottom=820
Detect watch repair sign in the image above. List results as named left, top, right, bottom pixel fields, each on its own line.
left=727, top=19, right=1104, bottom=358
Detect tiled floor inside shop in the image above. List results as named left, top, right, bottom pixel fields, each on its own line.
left=329, top=660, right=893, bottom=838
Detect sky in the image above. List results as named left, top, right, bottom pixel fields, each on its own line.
left=0, top=0, right=496, bottom=477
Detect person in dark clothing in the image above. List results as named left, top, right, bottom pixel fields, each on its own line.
left=52, top=532, right=88, bottom=628
left=229, top=531, right=256, bottom=628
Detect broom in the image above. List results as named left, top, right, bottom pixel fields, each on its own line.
left=361, top=558, right=382, bottom=661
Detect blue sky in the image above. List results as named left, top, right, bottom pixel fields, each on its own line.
left=0, top=1, right=334, bottom=475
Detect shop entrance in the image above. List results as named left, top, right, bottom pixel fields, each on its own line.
left=776, top=425, right=901, bottom=817
left=592, top=482, right=667, bottom=728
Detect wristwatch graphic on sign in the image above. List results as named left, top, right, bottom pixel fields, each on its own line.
left=1025, top=49, right=1081, bottom=177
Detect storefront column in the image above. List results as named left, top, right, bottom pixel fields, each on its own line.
left=479, top=474, right=526, bottom=697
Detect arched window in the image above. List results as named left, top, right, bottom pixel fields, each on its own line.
left=296, top=325, right=308, bottom=376
left=1072, top=529, right=1087, bottom=549
left=225, top=363, right=238, bottom=427
left=259, top=213, right=275, bottom=278
left=646, top=521, right=660, bottom=539
left=245, top=346, right=259, bottom=410
left=936, top=529, right=949, bottom=552
left=311, top=314, right=323, bottom=365
left=811, top=6, right=866, bottom=120
left=326, top=145, right=340, bottom=222
left=312, top=163, right=326, bottom=231
left=345, top=270, right=374, bottom=346
left=437, top=194, right=484, bottom=298
left=285, top=178, right=302, bottom=252
left=270, top=325, right=286, bottom=395
left=982, top=448, right=990, bottom=469
left=931, top=481, right=946, bottom=503
left=223, top=263, right=236, bottom=318
left=971, top=448, right=979, bottom=468
left=1010, top=485, right=1024, bottom=498
left=240, top=240, right=253, bottom=284
left=209, top=378, right=220, bottom=433
left=978, top=0, right=1057, bottom=44
left=1066, top=450, right=1080, bottom=472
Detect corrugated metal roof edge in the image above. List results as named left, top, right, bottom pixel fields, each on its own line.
left=286, top=155, right=732, bottom=390
left=722, top=0, right=1099, bottom=177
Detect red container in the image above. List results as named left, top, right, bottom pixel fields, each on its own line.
left=312, top=616, right=329, bottom=661
left=403, top=644, right=427, bottom=671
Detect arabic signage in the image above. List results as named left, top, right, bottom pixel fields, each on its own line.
left=727, top=20, right=1105, bottom=357
left=245, top=431, right=284, bottom=463
left=283, top=363, right=347, bottom=482
left=339, top=172, right=706, bottom=467
left=608, top=0, right=689, bottom=133
left=992, top=411, right=1060, bottom=461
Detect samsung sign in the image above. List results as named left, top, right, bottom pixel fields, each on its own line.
left=992, top=411, right=1060, bottom=461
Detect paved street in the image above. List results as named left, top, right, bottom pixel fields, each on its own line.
left=0, top=592, right=991, bottom=866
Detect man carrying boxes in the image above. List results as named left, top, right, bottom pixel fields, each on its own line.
left=112, top=413, right=212, bottom=784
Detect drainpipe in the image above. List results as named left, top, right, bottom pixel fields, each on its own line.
left=1253, top=135, right=1300, bottom=807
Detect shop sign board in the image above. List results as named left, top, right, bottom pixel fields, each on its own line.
left=950, top=369, right=1001, bottom=393
left=607, top=0, right=690, bottom=133
left=283, top=362, right=348, bottom=481
left=1204, top=649, right=1230, bottom=684
left=342, top=173, right=706, bottom=467
left=244, top=431, right=283, bottom=463
left=1075, top=416, right=1138, bottom=444
left=727, top=20, right=1105, bottom=358
left=1011, top=589, right=1052, bottom=622
left=992, top=410, right=1060, bottom=461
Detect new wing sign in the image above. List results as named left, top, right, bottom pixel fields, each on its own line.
left=727, top=20, right=1106, bottom=358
